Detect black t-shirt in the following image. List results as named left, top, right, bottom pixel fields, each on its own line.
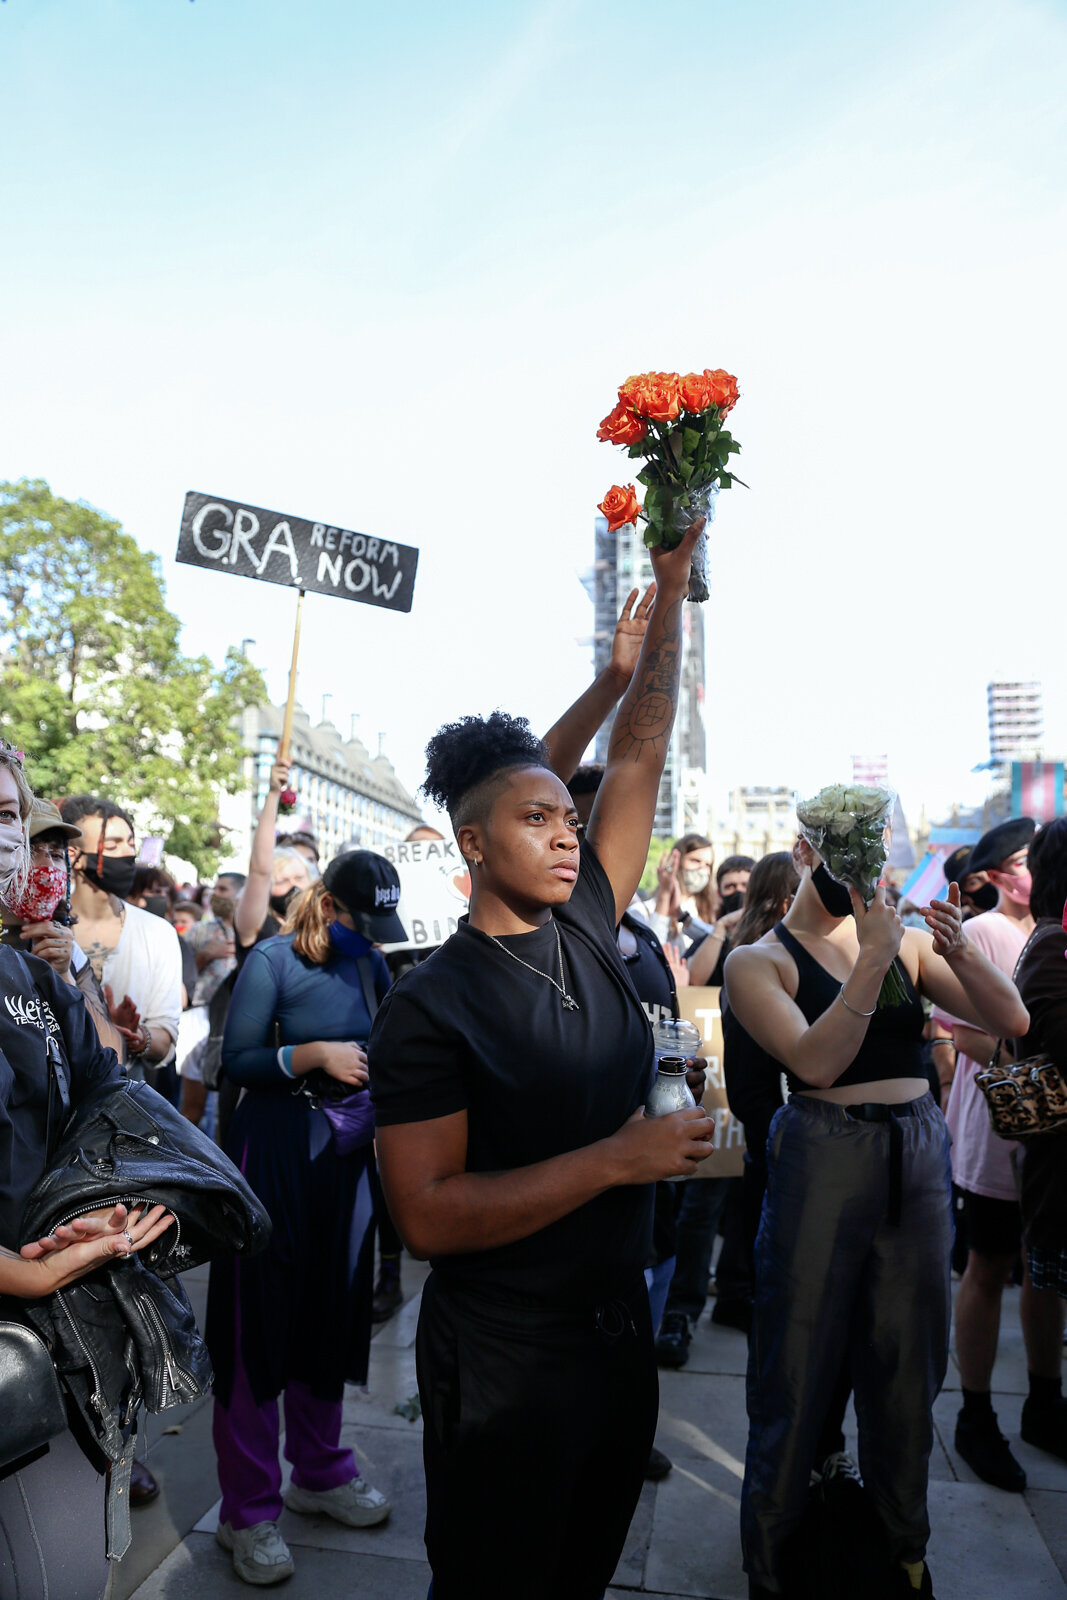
left=368, top=842, right=655, bottom=1305
left=0, top=946, right=124, bottom=1249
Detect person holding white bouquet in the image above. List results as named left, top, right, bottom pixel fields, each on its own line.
left=725, top=784, right=1029, bottom=1600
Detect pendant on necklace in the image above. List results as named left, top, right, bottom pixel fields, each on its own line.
left=562, top=993, right=580, bottom=1012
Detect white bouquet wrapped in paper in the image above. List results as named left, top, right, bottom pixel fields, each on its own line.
left=796, top=783, right=907, bottom=1007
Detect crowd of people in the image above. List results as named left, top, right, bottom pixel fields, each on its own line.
left=3, top=516, right=1067, bottom=1599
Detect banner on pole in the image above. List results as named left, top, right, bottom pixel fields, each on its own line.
left=676, top=986, right=746, bottom=1178
left=1012, top=761, right=1065, bottom=822
left=378, top=836, right=471, bottom=952
left=176, top=492, right=419, bottom=613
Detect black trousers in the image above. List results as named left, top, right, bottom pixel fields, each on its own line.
left=417, top=1271, right=657, bottom=1600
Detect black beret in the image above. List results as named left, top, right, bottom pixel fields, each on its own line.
left=943, top=845, right=973, bottom=885
left=967, top=817, right=1037, bottom=874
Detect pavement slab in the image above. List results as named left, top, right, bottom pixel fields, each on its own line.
left=129, top=1262, right=1067, bottom=1600
left=131, top=1530, right=431, bottom=1599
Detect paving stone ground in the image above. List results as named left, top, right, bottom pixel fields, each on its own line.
left=124, top=1263, right=1067, bottom=1599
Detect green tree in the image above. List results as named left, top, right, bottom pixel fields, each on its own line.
left=640, top=834, right=675, bottom=894
left=0, top=478, right=265, bottom=876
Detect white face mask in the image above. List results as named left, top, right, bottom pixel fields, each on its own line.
left=681, top=865, right=711, bottom=896
left=0, top=811, right=30, bottom=908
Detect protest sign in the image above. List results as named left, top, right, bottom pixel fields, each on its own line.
left=676, top=986, right=746, bottom=1178
left=176, top=492, right=419, bottom=614
left=379, top=836, right=471, bottom=952
left=176, top=490, right=420, bottom=763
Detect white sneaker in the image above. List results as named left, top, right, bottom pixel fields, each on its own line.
left=216, top=1519, right=295, bottom=1586
left=283, top=1475, right=391, bottom=1527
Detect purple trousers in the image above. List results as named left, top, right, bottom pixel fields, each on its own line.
left=213, top=1360, right=358, bottom=1529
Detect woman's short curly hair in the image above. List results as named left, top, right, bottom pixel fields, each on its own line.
left=424, top=712, right=550, bottom=830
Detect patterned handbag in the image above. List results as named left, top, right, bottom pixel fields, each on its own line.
left=976, top=1048, right=1067, bottom=1140
left=976, top=917, right=1067, bottom=1140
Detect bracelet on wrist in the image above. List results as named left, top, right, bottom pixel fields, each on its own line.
left=839, top=989, right=876, bottom=1019
left=128, top=1028, right=150, bottom=1060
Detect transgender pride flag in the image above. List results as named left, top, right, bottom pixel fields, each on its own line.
left=900, top=851, right=950, bottom=906
left=1012, top=761, right=1066, bottom=822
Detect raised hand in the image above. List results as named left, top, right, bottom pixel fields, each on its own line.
left=656, top=848, right=683, bottom=919
left=609, top=582, right=657, bottom=684
left=648, top=516, right=705, bottom=598
left=921, top=879, right=966, bottom=958
left=849, top=885, right=903, bottom=970
left=269, top=757, right=293, bottom=795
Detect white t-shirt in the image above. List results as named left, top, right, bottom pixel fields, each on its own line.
left=933, top=909, right=1029, bottom=1203
left=101, top=903, right=182, bottom=1048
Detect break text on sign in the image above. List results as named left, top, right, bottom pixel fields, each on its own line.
left=176, top=492, right=419, bottom=614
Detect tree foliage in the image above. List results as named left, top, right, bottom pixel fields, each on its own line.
left=0, top=478, right=265, bottom=875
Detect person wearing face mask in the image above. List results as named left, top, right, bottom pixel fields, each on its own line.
left=59, top=795, right=182, bottom=1080
left=930, top=817, right=1067, bottom=1491
left=725, top=812, right=1028, bottom=1600
left=205, top=850, right=401, bottom=1586
left=650, top=832, right=718, bottom=954
left=687, top=853, right=755, bottom=987
left=234, top=758, right=317, bottom=969
left=942, top=845, right=1000, bottom=920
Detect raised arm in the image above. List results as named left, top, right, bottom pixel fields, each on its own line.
left=724, top=890, right=905, bottom=1089
left=585, top=524, right=702, bottom=921
left=543, top=583, right=656, bottom=783
left=235, top=756, right=290, bottom=949
left=909, top=883, right=1029, bottom=1038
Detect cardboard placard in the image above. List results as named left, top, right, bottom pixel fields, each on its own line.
left=379, top=836, right=471, bottom=952
left=676, top=986, right=746, bottom=1177
left=176, top=491, right=419, bottom=614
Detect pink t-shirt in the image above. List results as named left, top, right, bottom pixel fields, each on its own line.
left=933, top=910, right=1029, bottom=1202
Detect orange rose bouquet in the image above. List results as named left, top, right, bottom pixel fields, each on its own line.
left=596, top=367, right=743, bottom=602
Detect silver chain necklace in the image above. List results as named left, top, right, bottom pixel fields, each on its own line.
left=483, top=917, right=580, bottom=1011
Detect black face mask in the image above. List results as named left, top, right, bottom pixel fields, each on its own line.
left=270, top=887, right=298, bottom=919
left=718, top=891, right=744, bottom=918
left=81, top=855, right=138, bottom=900
left=965, top=882, right=999, bottom=914
left=811, top=862, right=853, bottom=919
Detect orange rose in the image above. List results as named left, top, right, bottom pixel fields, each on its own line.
left=598, top=484, right=642, bottom=532
left=596, top=399, right=649, bottom=447
left=679, top=371, right=714, bottom=412
left=703, top=368, right=740, bottom=416
left=619, top=371, right=681, bottom=422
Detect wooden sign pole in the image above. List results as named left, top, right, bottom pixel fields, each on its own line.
left=278, top=588, right=306, bottom=762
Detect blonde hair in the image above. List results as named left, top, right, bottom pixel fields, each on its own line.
left=282, top=878, right=332, bottom=965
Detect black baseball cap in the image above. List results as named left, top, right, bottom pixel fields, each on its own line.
left=323, top=850, right=406, bottom=943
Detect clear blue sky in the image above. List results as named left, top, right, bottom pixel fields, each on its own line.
left=3, top=0, right=1065, bottom=826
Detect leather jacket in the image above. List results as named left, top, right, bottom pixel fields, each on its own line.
left=21, top=1077, right=272, bottom=1276
left=16, top=1080, right=271, bottom=1558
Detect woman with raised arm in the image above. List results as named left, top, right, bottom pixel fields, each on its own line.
left=233, top=757, right=316, bottom=962
left=724, top=826, right=1029, bottom=1600
left=368, top=523, right=712, bottom=1600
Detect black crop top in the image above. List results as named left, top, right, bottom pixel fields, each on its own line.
left=772, top=922, right=925, bottom=1095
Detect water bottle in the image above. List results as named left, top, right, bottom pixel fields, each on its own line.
left=646, top=1018, right=703, bottom=1180
left=645, top=1054, right=697, bottom=1119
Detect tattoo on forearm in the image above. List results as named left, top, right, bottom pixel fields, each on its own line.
left=609, top=596, right=683, bottom=762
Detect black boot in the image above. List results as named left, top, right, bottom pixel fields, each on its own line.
left=955, top=1404, right=1026, bottom=1492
